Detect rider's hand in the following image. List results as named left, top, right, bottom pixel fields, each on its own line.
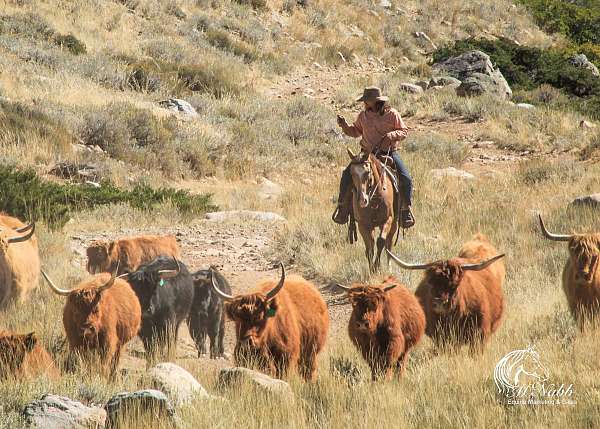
left=336, top=115, right=348, bottom=128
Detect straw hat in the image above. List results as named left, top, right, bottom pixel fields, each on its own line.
left=356, top=86, right=389, bottom=102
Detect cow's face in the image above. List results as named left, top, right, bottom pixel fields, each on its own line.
left=226, top=294, right=277, bottom=350
left=86, top=241, right=111, bottom=274
left=0, top=332, right=36, bottom=378
left=426, top=261, right=463, bottom=314
left=67, top=289, right=104, bottom=347
left=348, top=286, right=386, bottom=333
left=569, top=235, right=600, bottom=285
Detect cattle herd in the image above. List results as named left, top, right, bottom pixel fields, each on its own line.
left=0, top=212, right=598, bottom=383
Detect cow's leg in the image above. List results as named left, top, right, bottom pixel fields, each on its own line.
left=298, top=344, right=318, bottom=382
left=187, top=312, right=208, bottom=357
left=358, top=223, right=375, bottom=272
left=109, top=346, right=122, bottom=380
left=207, top=317, right=220, bottom=360
left=395, top=352, right=409, bottom=378
left=217, top=312, right=226, bottom=358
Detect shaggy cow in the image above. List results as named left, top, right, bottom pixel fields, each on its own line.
left=86, top=235, right=181, bottom=275
left=539, top=215, right=600, bottom=328
left=0, top=219, right=38, bottom=308
left=123, top=256, right=192, bottom=361
left=0, top=331, right=58, bottom=380
left=387, top=234, right=505, bottom=350
left=338, top=276, right=425, bottom=380
left=188, top=266, right=232, bottom=359
left=42, top=270, right=141, bottom=376
left=211, top=264, right=329, bottom=381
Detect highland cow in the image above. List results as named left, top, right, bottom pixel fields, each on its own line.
left=211, top=264, right=329, bottom=381
left=86, top=235, right=181, bottom=275
left=539, top=215, right=600, bottom=329
left=0, top=331, right=58, bottom=380
left=338, top=276, right=425, bottom=380
left=41, top=270, right=141, bottom=376
left=387, top=234, right=505, bottom=350
left=0, top=219, right=38, bottom=308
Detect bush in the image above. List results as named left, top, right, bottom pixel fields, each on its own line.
left=0, top=165, right=217, bottom=229
left=404, top=132, right=469, bottom=167
left=0, top=99, right=73, bottom=153
left=53, top=33, right=86, bottom=55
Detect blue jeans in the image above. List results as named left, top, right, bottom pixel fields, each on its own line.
left=339, top=150, right=413, bottom=206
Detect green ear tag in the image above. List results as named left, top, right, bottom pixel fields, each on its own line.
left=159, top=279, right=165, bottom=287
left=266, top=308, right=276, bottom=318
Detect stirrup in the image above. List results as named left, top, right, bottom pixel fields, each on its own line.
left=400, top=208, right=415, bottom=229
left=332, top=206, right=349, bottom=225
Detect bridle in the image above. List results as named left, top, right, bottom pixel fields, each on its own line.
left=350, top=154, right=384, bottom=208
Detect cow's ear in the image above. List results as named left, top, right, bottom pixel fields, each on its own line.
left=23, top=332, right=37, bottom=352
left=266, top=300, right=278, bottom=318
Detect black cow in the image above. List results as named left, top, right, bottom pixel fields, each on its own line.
left=188, top=266, right=231, bottom=359
left=125, top=256, right=194, bottom=361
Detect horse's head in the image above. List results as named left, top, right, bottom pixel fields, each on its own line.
left=347, top=148, right=373, bottom=208
left=519, top=346, right=550, bottom=383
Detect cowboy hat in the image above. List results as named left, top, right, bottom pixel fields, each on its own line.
left=356, top=86, right=389, bottom=103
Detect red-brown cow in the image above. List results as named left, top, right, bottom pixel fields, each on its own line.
left=387, top=234, right=505, bottom=350
left=86, top=235, right=181, bottom=275
left=338, top=276, right=425, bottom=380
left=41, top=270, right=141, bottom=376
left=0, top=331, right=58, bottom=380
left=539, top=215, right=600, bottom=329
left=211, top=264, right=329, bottom=381
left=0, top=217, right=38, bottom=308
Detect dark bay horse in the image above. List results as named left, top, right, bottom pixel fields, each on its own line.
left=347, top=149, right=400, bottom=272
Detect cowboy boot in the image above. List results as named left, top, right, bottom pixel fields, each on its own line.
left=400, top=206, right=415, bottom=229
left=332, top=190, right=352, bottom=224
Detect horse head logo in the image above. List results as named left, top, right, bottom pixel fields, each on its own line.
left=494, top=345, right=550, bottom=397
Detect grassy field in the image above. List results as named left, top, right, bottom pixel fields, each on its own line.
left=2, top=0, right=600, bottom=427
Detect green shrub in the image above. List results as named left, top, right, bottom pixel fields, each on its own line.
left=53, top=33, right=86, bottom=55
left=517, top=0, right=600, bottom=45
left=0, top=99, right=73, bottom=153
left=0, top=165, right=217, bottom=229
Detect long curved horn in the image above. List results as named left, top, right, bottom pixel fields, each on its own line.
left=538, top=214, right=572, bottom=242
left=461, top=254, right=505, bottom=271
left=14, top=223, right=34, bottom=233
left=266, top=262, right=286, bottom=300
left=41, top=270, right=71, bottom=296
left=336, top=283, right=352, bottom=291
left=347, top=147, right=356, bottom=160
left=97, top=266, right=119, bottom=292
left=386, top=249, right=436, bottom=270
left=383, top=284, right=397, bottom=292
left=210, top=269, right=234, bottom=301
left=157, top=257, right=180, bottom=279
left=7, top=223, right=35, bottom=244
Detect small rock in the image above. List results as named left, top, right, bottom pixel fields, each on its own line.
left=258, top=177, right=283, bottom=200
left=414, top=31, right=437, bottom=50
left=415, top=80, right=429, bottom=91
left=147, top=363, right=210, bottom=406
left=569, top=193, right=600, bottom=209
left=158, top=99, right=198, bottom=117
left=472, top=140, right=495, bottom=149
left=431, top=167, right=475, bottom=180
left=399, top=83, right=424, bottom=94
left=23, top=394, right=106, bottom=429
left=570, top=54, right=600, bottom=77
left=379, top=0, right=392, bottom=7
left=204, top=210, right=286, bottom=223
left=580, top=120, right=596, bottom=129
left=337, top=52, right=346, bottom=62
left=104, top=389, right=175, bottom=429
left=217, top=367, right=293, bottom=399
left=516, top=103, right=535, bottom=110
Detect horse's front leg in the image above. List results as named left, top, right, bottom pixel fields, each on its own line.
left=358, top=223, right=375, bottom=272
left=374, top=215, right=395, bottom=270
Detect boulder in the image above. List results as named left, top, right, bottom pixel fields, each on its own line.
left=105, top=390, right=175, bottom=428
left=399, top=83, right=424, bottom=94
left=204, top=210, right=286, bottom=223
left=258, top=177, right=283, bottom=200
left=433, top=50, right=512, bottom=99
left=217, top=367, right=293, bottom=399
left=147, top=363, right=209, bottom=406
left=456, top=72, right=512, bottom=99
left=580, top=120, right=596, bottom=129
left=429, top=76, right=461, bottom=88
left=22, top=394, right=106, bottom=429
left=570, top=54, right=600, bottom=77
left=431, top=167, right=475, bottom=180
left=569, top=193, right=600, bottom=209
left=516, top=103, right=535, bottom=110
left=158, top=99, right=198, bottom=116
